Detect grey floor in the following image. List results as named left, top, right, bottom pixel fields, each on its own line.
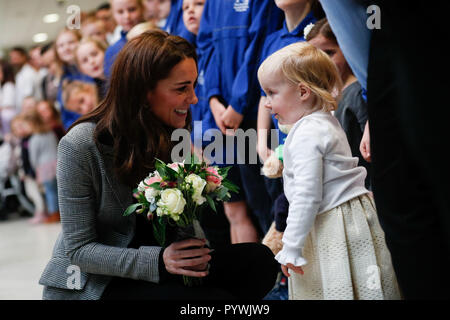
left=0, top=213, right=61, bottom=300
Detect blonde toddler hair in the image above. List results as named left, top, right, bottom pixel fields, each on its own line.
left=258, top=42, right=343, bottom=112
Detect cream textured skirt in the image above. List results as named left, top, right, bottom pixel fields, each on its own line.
left=288, top=193, right=402, bottom=300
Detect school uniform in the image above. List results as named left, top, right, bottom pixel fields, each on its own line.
left=201, top=1, right=282, bottom=114
left=335, top=81, right=371, bottom=189
left=104, top=30, right=128, bottom=78
left=57, top=65, right=93, bottom=131
left=163, top=0, right=196, bottom=44
left=194, top=0, right=283, bottom=233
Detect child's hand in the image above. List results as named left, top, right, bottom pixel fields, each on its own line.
left=281, top=263, right=304, bottom=277
left=221, top=105, right=243, bottom=135
left=257, top=143, right=274, bottom=163
left=209, top=97, right=227, bottom=134
left=360, top=121, right=371, bottom=162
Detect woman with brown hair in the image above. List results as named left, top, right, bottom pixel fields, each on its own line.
left=39, top=30, right=278, bottom=300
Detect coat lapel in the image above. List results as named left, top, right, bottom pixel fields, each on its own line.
left=97, top=143, right=134, bottom=213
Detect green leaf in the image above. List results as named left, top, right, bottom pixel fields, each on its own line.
left=123, top=203, right=142, bottom=216
left=165, top=167, right=178, bottom=180
left=154, top=158, right=168, bottom=178
left=222, top=180, right=239, bottom=193
left=138, top=193, right=147, bottom=203
left=216, top=186, right=229, bottom=199
left=149, top=182, right=162, bottom=190
left=205, top=194, right=216, bottom=213
left=153, top=217, right=166, bottom=246
left=198, top=171, right=207, bottom=180
left=218, top=166, right=232, bottom=179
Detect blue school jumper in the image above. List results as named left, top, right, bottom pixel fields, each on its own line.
left=163, top=0, right=196, bottom=43
left=202, top=1, right=282, bottom=115
left=194, top=0, right=283, bottom=233
left=188, top=37, right=217, bottom=152
left=259, top=12, right=316, bottom=146
left=104, top=30, right=128, bottom=78
left=57, top=65, right=94, bottom=130
left=194, top=0, right=282, bottom=157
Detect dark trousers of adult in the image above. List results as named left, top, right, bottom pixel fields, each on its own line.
left=101, top=243, right=279, bottom=300
left=367, top=1, right=450, bottom=299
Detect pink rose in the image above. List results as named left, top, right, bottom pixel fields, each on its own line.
left=205, top=166, right=222, bottom=192
left=168, top=162, right=184, bottom=172
left=144, top=175, right=162, bottom=187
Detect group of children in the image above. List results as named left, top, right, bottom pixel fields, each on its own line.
left=0, top=98, right=63, bottom=223
left=0, top=0, right=402, bottom=299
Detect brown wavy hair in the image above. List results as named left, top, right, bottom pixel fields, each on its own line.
left=305, top=18, right=337, bottom=44
left=71, top=29, right=197, bottom=187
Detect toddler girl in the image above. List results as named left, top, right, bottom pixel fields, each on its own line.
left=257, top=42, right=401, bottom=300
left=21, top=112, right=59, bottom=223
left=10, top=115, right=47, bottom=223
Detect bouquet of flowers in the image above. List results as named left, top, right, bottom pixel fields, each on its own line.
left=123, top=154, right=238, bottom=286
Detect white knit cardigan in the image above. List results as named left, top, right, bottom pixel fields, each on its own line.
left=275, top=111, right=368, bottom=266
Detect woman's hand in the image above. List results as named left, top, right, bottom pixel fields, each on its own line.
left=281, top=263, right=304, bottom=277
left=163, top=238, right=212, bottom=277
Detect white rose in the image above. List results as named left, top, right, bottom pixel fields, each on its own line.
left=144, top=187, right=160, bottom=203
left=157, top=188, right=186, bottom=218
left=192, top=193, right=206, bottom=205
left=185, top=174, right=207, bottom=205
left=138, top=181, right=146, bottom=192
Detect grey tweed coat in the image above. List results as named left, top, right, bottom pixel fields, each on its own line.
left=39, top=122, right=162, bottom=300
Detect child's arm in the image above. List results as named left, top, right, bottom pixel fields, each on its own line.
left=275, top=124, right=325, bottom=273
left=256, top=96, right=274, bottom=163
left=209, top=96, right=227, bottom=134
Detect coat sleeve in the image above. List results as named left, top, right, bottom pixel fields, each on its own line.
left=56, top=134, right=162, bottom=283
